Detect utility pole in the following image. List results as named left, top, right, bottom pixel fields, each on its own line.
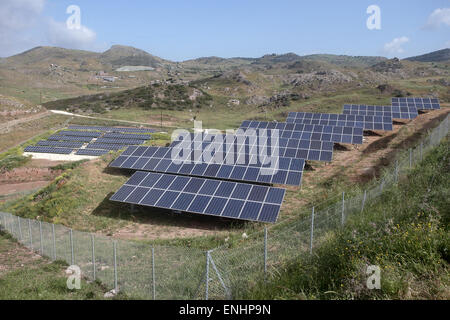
left=160, top=110, right=163, bottom=131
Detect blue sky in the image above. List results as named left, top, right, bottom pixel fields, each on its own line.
left=1, top=0, right=449, bottom=60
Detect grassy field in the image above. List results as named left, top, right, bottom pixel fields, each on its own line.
left=241, top=139, right=449, bottom=299
left=0, top=231, right=110, bottom=300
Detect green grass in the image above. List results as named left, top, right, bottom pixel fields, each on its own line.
left=0, top=232, right=108, bottom=300
left=241, top=139, right=450, bottom=300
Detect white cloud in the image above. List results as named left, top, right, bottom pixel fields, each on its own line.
left=0, top=0, right=45, bottom=56
left=384, top=37, right=409, bottom=55
left=0, top=0, right=104, bottom=57
left=424, top=8, right=450, bottom=29
left=46, top=19, right=97, bottom=51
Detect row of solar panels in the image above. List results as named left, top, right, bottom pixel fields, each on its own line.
left=67, top=125, right=156, bottom=133
left=24, top=126, right=154, bottom=156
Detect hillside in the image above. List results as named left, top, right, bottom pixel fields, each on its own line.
left=1, top=45, right=449, bottom=117
left=100, top=45, right=172, bottom=69
left=405, top=48, right=450, bottom=62
left=244, top=139, right=450, bottom=300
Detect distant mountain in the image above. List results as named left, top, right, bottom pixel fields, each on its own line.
left=5, top=46, right=99, bottom=66
left=404, top=48, right=450, bottom=62
left=300, top=54, right=387, bottom=68
left=99, top=45, right=171, bottom=68
left=4, top=45, right=173, bottom=69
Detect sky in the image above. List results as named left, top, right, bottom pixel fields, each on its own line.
left=1, top=0, right=449, bottom=60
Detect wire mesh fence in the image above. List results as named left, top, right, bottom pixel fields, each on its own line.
left=0, top=114, right=448, bottom=299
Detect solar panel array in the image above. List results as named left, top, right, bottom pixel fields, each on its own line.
left=110, top=146, right=305, bottom=186
left=170, top=132, right=333, bottom=162
left=48, top=135, right=94, bottom=143
left=24, top=146, right=74, bottom=154
left=24, top=126, right=153, bottom=157
left=68, top=125, right=156, bottom=133
left=75, top=149, right=109, bottom=156
left=391, top=97, right=440, bottom=110
left=343, top=104, right=418, bottom=120
left=110, top=171, right=285, bottom=223
left=109, top=96, right=440, bottom=224
left=102, top=133, right=152, bottom=140
left=239, top=121, right=364, bottom=144
left=59, top=130, right=103, bottom=138
left=286, top=112, right=393, bottom=131
left=36, top=140, right=84, bottom=148
left=95, top=137, right=146, bottom=145
left=86, top=143, right=129, bottom=151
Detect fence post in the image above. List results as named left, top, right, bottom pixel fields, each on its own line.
left=39, top=221, right=44, bottom=255
left=420, top=142, right=423, bottom=161
left=341, top=192, right=345, bottom=226
left=91, top=234, right=96, bottom=281
left=409, top=148, right=412, bottom=168
left=28, top=219, right=33, bottom=250
left=17, top=217, right=22, bottom=241
left=152, top=247, right=156, bottom=300
left=395, top=160, right=399, bottom=183
left=52, top=224, right=56, bottom=261
left=69, top=229, right=74, bottom=265
left=205, top=250, right=210, bottom=300
left=310, top=207, right=315, bottom=254
left=361, top=190, right=367, bottom=213
left=264, top=227, right=267, bottom=275
left=113, top=241, right=118, bottom=292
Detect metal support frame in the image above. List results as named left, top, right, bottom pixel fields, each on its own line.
left=28, top=219, right=33, bottom=249
left=17, top=217, right=22, bottom=241
left=310, top=207, right=315, bottom=254
left=264, top=227, right=268, bottom=275
left=205, top=250, right=210, bottom=300
left=91, top=234, right=96, bottom=280
left=39, top=221, right=43, bottom=255
left=361, top=190, right=367, bottom=213
left=69, top=229, right=74, bottom=265
left=152, top=247, right=156, bottom=300
left=113, top=241, right=118, bottom=291
left=52, top=224, right=56, bottom=261
left=409, top=148, right=412, bottom=168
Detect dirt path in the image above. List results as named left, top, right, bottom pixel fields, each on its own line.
left=0, top=111, right=51, bottom=134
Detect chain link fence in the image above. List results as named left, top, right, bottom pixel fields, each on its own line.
left=0, top=114, right=448, bottom=299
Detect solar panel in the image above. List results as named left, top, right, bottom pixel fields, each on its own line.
left=110, top=171, right=286, bottom=223
left=86, top=143, right=129, bottom=151
left=102, top=132, right=152, bottom=140
left=48, top=135, right=94, bottom=143
left=171, top=132, right=333, bottom=162
left=67, top=125, right=156, bottom=133
left=286, top=112, right=393, bottom=131
left=343, top=104, right=418, bottom=119
left=391, top=97, right=440, bottom=110
left=95, top=137, right=146, bottom=145
left=239, top=121, right=363, bottom=144
left=36, top=140, right=84, bottom=148
left=109, top=146, right=305, bottom=186
left=58, top=130, right=102, bottom=138
left=75, top=149, right=109, bottom=156
left=24, top=146, right=74, bottom=154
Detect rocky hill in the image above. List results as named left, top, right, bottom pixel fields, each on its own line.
left=404, top=48, right=450, bottom=62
